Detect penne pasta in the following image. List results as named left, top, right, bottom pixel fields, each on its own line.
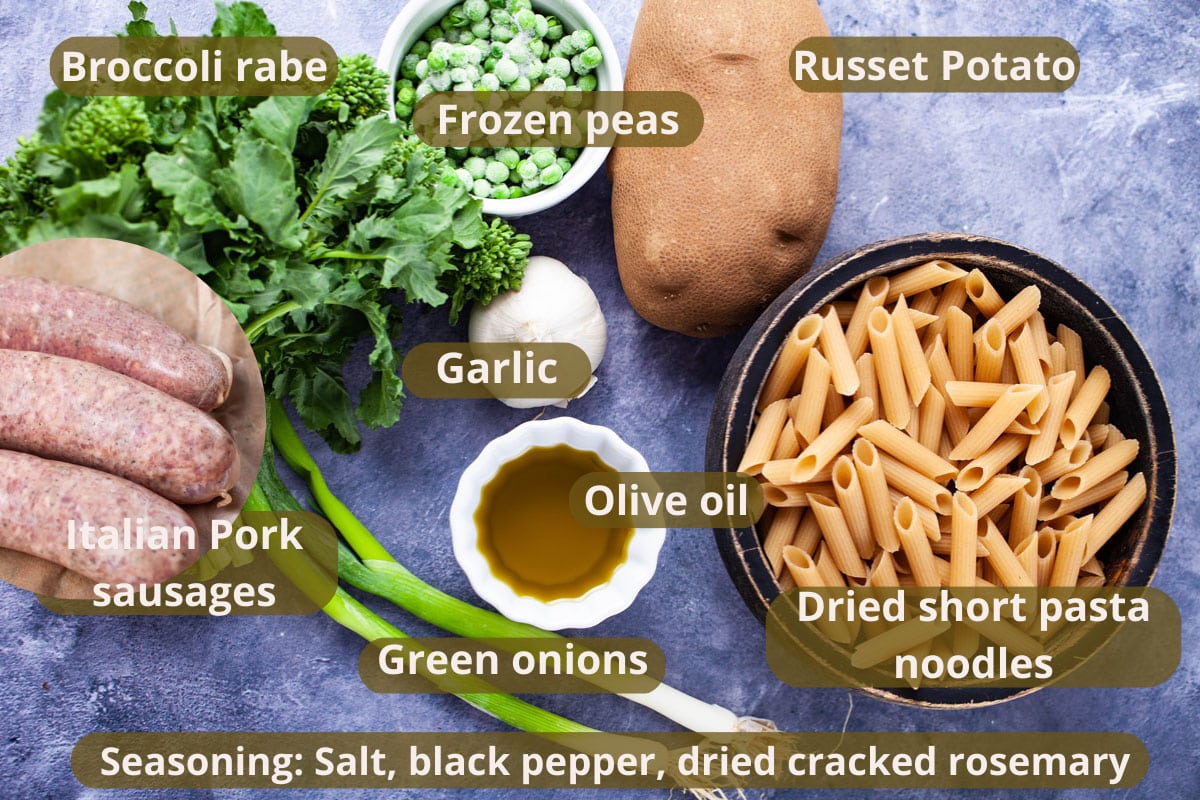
left=974, top=320, right=1007, bottom=383
left=1048, top=340, right=1067, bottom=378
left=792, top=348, right=832, bottom=444
left=893, top=295, right=933, bottom=404
left=969, top=473, right=1029, bottom=517
left=955, top=433, right=1028, bottom=492
left=808, top=494, right=868, bottom=579
left=917, top=387, right=945, bottom=455
left=854, top=352, right=881, bottom=419
left=965, top=269, right=1004, bottom=316
left=1060, top=365, right=1111, bottom=449
left=877, top=451, right=953, bottom=515
left=761, top=481, right=836, bottom=507
left=738, top=397, right=790, bottom=475
left=1010, top=324, right=1049, bottom=421
left=894, top=498, right=940, bottom=587
left=819, top=305, right=860, bottom=396
left=758, top=314, right=822, bottom=410
left=1040, top=470, right=1129, bottom=521
left=949, top=383, right=1042, bottom=461
left=850, top=617, right=951, bottom=670
left=789, top=397, right=875, bottom=483
left=858, top=419, right=956, bottom=482
left=1026, top=371, right=1075, bottom=465
left=845, top=276, right=890, bottom=360
left=980, top=518, right=1034, bottom=587
left=1051, top=438, right=1139, bottom=500
left=771, top=421, right=801, bottom=460
left=978, top=285, right=1040, bottom=342
left=832, top=456, right=875, bottom=559
left=1034, top=438, right=1092, bottom=484
left=1008, top=465, right=1042, bottom=550
left=1082, top=473, right=1147, bottom=563
left=949, top=492, right=979, bottom=586
left=1049, top=516, right=1091, bottom=587
left=762, top=506, right=803, bottom=577
left=1057, top=324, right=1086, bottom=400
left=867, top=307, right=911, bottom=428
left=945, top=306, right=975, bottom=383
left=1035, top=530, right=1057, bottom=586
left=852, top=439, right=900, bottom=552
left=924, top=335, right=972, bottom=446
left=791, top=509, right=824, bottom=555
left=885, top=260, right=968, bottom=304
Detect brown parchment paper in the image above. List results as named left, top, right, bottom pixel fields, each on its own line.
left=0, top=238, right=266, bottom=599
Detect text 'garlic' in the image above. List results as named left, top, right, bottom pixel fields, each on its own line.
left=469, top=256, right=607, bottom=409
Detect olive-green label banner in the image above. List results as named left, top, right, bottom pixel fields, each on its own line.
left=569, top=472, right=764, bottom=528
left=402, top=342, right=592, bottom=399
left=793, top=37, right=1079, bottom=92
left=766, top=587, right=1179, bottom=688
left=51, top=37, right=336, bottom=95
left=73, top=731, right=1146, bottom=789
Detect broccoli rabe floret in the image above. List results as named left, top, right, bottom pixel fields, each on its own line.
left=312, top=54, right=390, bottom=128
left=64, top=96, right=152, bottom=168
left=441, top=216, right=530, bottom=324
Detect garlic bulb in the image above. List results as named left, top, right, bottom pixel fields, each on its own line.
left=469, top=256, right=607, bottom=409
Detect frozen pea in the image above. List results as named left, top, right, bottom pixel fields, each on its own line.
left=531, top=149, right=556, bottom=169
left=464, top=64, right=481, bottom=82
left=571, top=29, right=594, bottom=51
left=428, top=71, right=452, bottom=91
left=494, top=57, right=520, bottom=84
left=506, top=0, right=532, bottom=11
left=491, top=24, right=514, bottom=43
left=570, top=53, right=594, bottom=75
left=522, top=177, right=542, bottom=191
left=483, top=56, right=498, bottom=72
left=489, top=0, right=505, bottom=7
left=468, top=146, right=488, bottom=156
left=461, top=32, right=477, bottom=45
left=529, top=39, right=546, bottom=59
left=464, top=46, right=483, bottom=65
left=533, top=13, right=549, bottom=37
left=464, top=156, right=488, bottom=179
left=396, top=85, right=417, bottom=106
left=539, top=75, right=566, bottom=92
left=450, top=66, right=469, bottom=83
left=400, top=54, right=421, bottom=79
left=510, top=76, right=532, bottom=92
left=514, top=9, right=536, bottom=31
left=415, top=83, right=434, bottom=100
left=491, top=9, right=511, bottom=26
left=414, top=59, right=430, bottom=79
left=562, top=147, right=581, bottom=161
left=455, top=167, right=473, bottom=186
left=484, top=161, right=510, bottom=183
left=576, top=73, right=598, bottom=92
left=495, top=148, right=520, bottom=169
left=491, top=185, right=511, bottom=200
left=427, top=51, right=447, bottom=71
left=463, top=0, right=488, bottom=21
left=423, top=25, right=444, bottom=42
left=443, top=28, right=461, bottom=43
left=508, top=186, right=526, bottom=198
left=480, top=72, right=501, bottom=91
left=545, top=56, right=570, bottom=78
left=539, top=163, right=563, bottom=185
left=489, top=41, right=505, bottom=58
left=505, top=41, right=531, bottom=64
left=524, top=58, right=544, bottom=81
left=556, top=157, right=571, bottom=173
left=544, top=15, right=563, bottom=40
left=411, top=40, right=431, bottom=57
left=470, top=19, right=491, bottom=38
left=472, top=178, right=492, bottom=197
left=394, top=102, right=413, bottom=119
left=551, top=39, right=575, bottom=58
left=516, top=159, right=539, bottom=181
left=449, top=45, right=470, bottom=67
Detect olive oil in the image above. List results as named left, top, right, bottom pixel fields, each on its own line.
left=474, top=444, right=633, bottom=602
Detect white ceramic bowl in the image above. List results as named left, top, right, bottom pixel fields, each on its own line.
left=450, top=418, right=665, bottom=630
left=377, top=0, right=623, bottom=217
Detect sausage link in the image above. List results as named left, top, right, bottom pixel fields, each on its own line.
left=0, top=449, right=200, bottom=586
left=0, top=350, right=239, bottom=504
left=0, top=275, right=233, bottom=410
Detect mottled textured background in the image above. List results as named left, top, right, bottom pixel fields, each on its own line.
left=0, top=1, right=1197, bottom=798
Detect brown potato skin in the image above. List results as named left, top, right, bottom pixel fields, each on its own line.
left=610, top=0, right=842, bottom=337
left=0, top=349, right=239, bottom=504
left=0, top=275, right=233, bottom=410
left=0, top=449, right=200, bottom=587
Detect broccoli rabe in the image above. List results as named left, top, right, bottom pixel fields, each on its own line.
left=441, top=216, right=530, bottom=324
left=64, top=96, right=152, bottom=170
left=312, top=54, right=390, bottom=128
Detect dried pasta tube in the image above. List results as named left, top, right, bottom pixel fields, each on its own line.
left=813, top=542, right=848, bottom=587
left=1085, top=423, right=1110, bottom=450
left=955, top=433, right=1028, bottom=492
left=980, top=518, right=1035, bottom=587
left=758, top=314, right=822, bottom=410
left=974, top=320, right=1007, bottom=384
left=1035, top=530, right=1057, bottom=586
left=1009, top=466, right=1043, bottom=550
left=1010, top=324, right=1049, bottom=421
left=1052, top=438, right=1139, bottom=500
left=832, top=456, right=875, bottom=559
left=895, top=498, right=939, bottom=587
left=1028, top=311, right=1053, bottom=368
left=853, top=439, right=899, bottom=553
left=858, top=419, right=956, bottom=481
left=790, top=509, right=823, bottom=554
left=771, top=422, right=801, bottom=460
left=808, top=493, right=868, bottom=579
left=867, top=308, right=911, bottom=428
left=782, top=547, right=854, bottom=643
left=1035, top=439, right=1092, bottom=484
left=977, top=285, right=1041, bottom=342
left=789, top=397, right=875, bottom=483
left=819, top=306, right=860, bottom=396
left=761, top=481, right=836, bottom=507
left=945, top=306, right=975, bottom=383
left=1013, top=537, right=1040, bottom=594
left=1082, top=473, right=1147, bottom=563
left=969, top=474, right=1030, bottom=517
left=854, top=352, right=880, bottom=418
left=1057, top=324, right=1086, bottom=399
left=1027, top=372, right=1076, bottom=465
left=924, top=335, right=971, bottom=445
left=738, top=398, right=790, bottom=475
left=1049, top=516, right=1092, bottom=587
left=949, top=492, right=979, bottom=587
left=965, top=269, right=1004, bottom=316
left=822, top=388, right=846, bottom=428
left=949, top=383, right=1042, bottom=461
left=845, top=276, right=889, bottom=360
left=1061, top=366, right=1110, bottom=449
left=926, top=276, right=969, bottom=346
left=1041, top=470, right=1129, bottom=520
left=791, top=349, right=832, bottom=444
left=867, top=550, right=900, bottom=587
left=762, top=506, right=803, bottom=577
left=885, top=260, right=968, bottom=304
left=891, top=295, right=933, bottom=404
left=944, top=381, right=1011, bottom=407
left=877, top=452, right=953, bottom=516
left=917, top=388, right=945, bottom=455
left=888, top=489, right=941, bottom=541
left=1048, top=341, right=1068, bottom=377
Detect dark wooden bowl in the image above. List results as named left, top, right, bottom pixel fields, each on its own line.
left=707, top=233, right=1176, bottom=707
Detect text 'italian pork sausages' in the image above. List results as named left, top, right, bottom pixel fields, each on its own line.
left=0, top=449, right=200, bottom=586
left=0, top=350, right=239, bottom=504
left=0, top=274, right=233, bottom=410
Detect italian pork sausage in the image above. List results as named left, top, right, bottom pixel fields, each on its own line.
left=0, top=349, right=239, bottom=504
left=0, top=274, right=233, bottom=410
left=0, top=449, right=200, bottom=586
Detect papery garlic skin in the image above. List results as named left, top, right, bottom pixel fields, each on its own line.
left=469, top=256, right=607, bottom=409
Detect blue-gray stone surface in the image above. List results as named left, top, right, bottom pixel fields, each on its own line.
left=0, top=1, right=1197, bottom=798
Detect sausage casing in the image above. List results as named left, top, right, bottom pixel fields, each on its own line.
left=0, top=349, right=239, bottom=504
left=0, top=274, right=232, bottom=410
left=0, top=449, right=200, bottom=586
